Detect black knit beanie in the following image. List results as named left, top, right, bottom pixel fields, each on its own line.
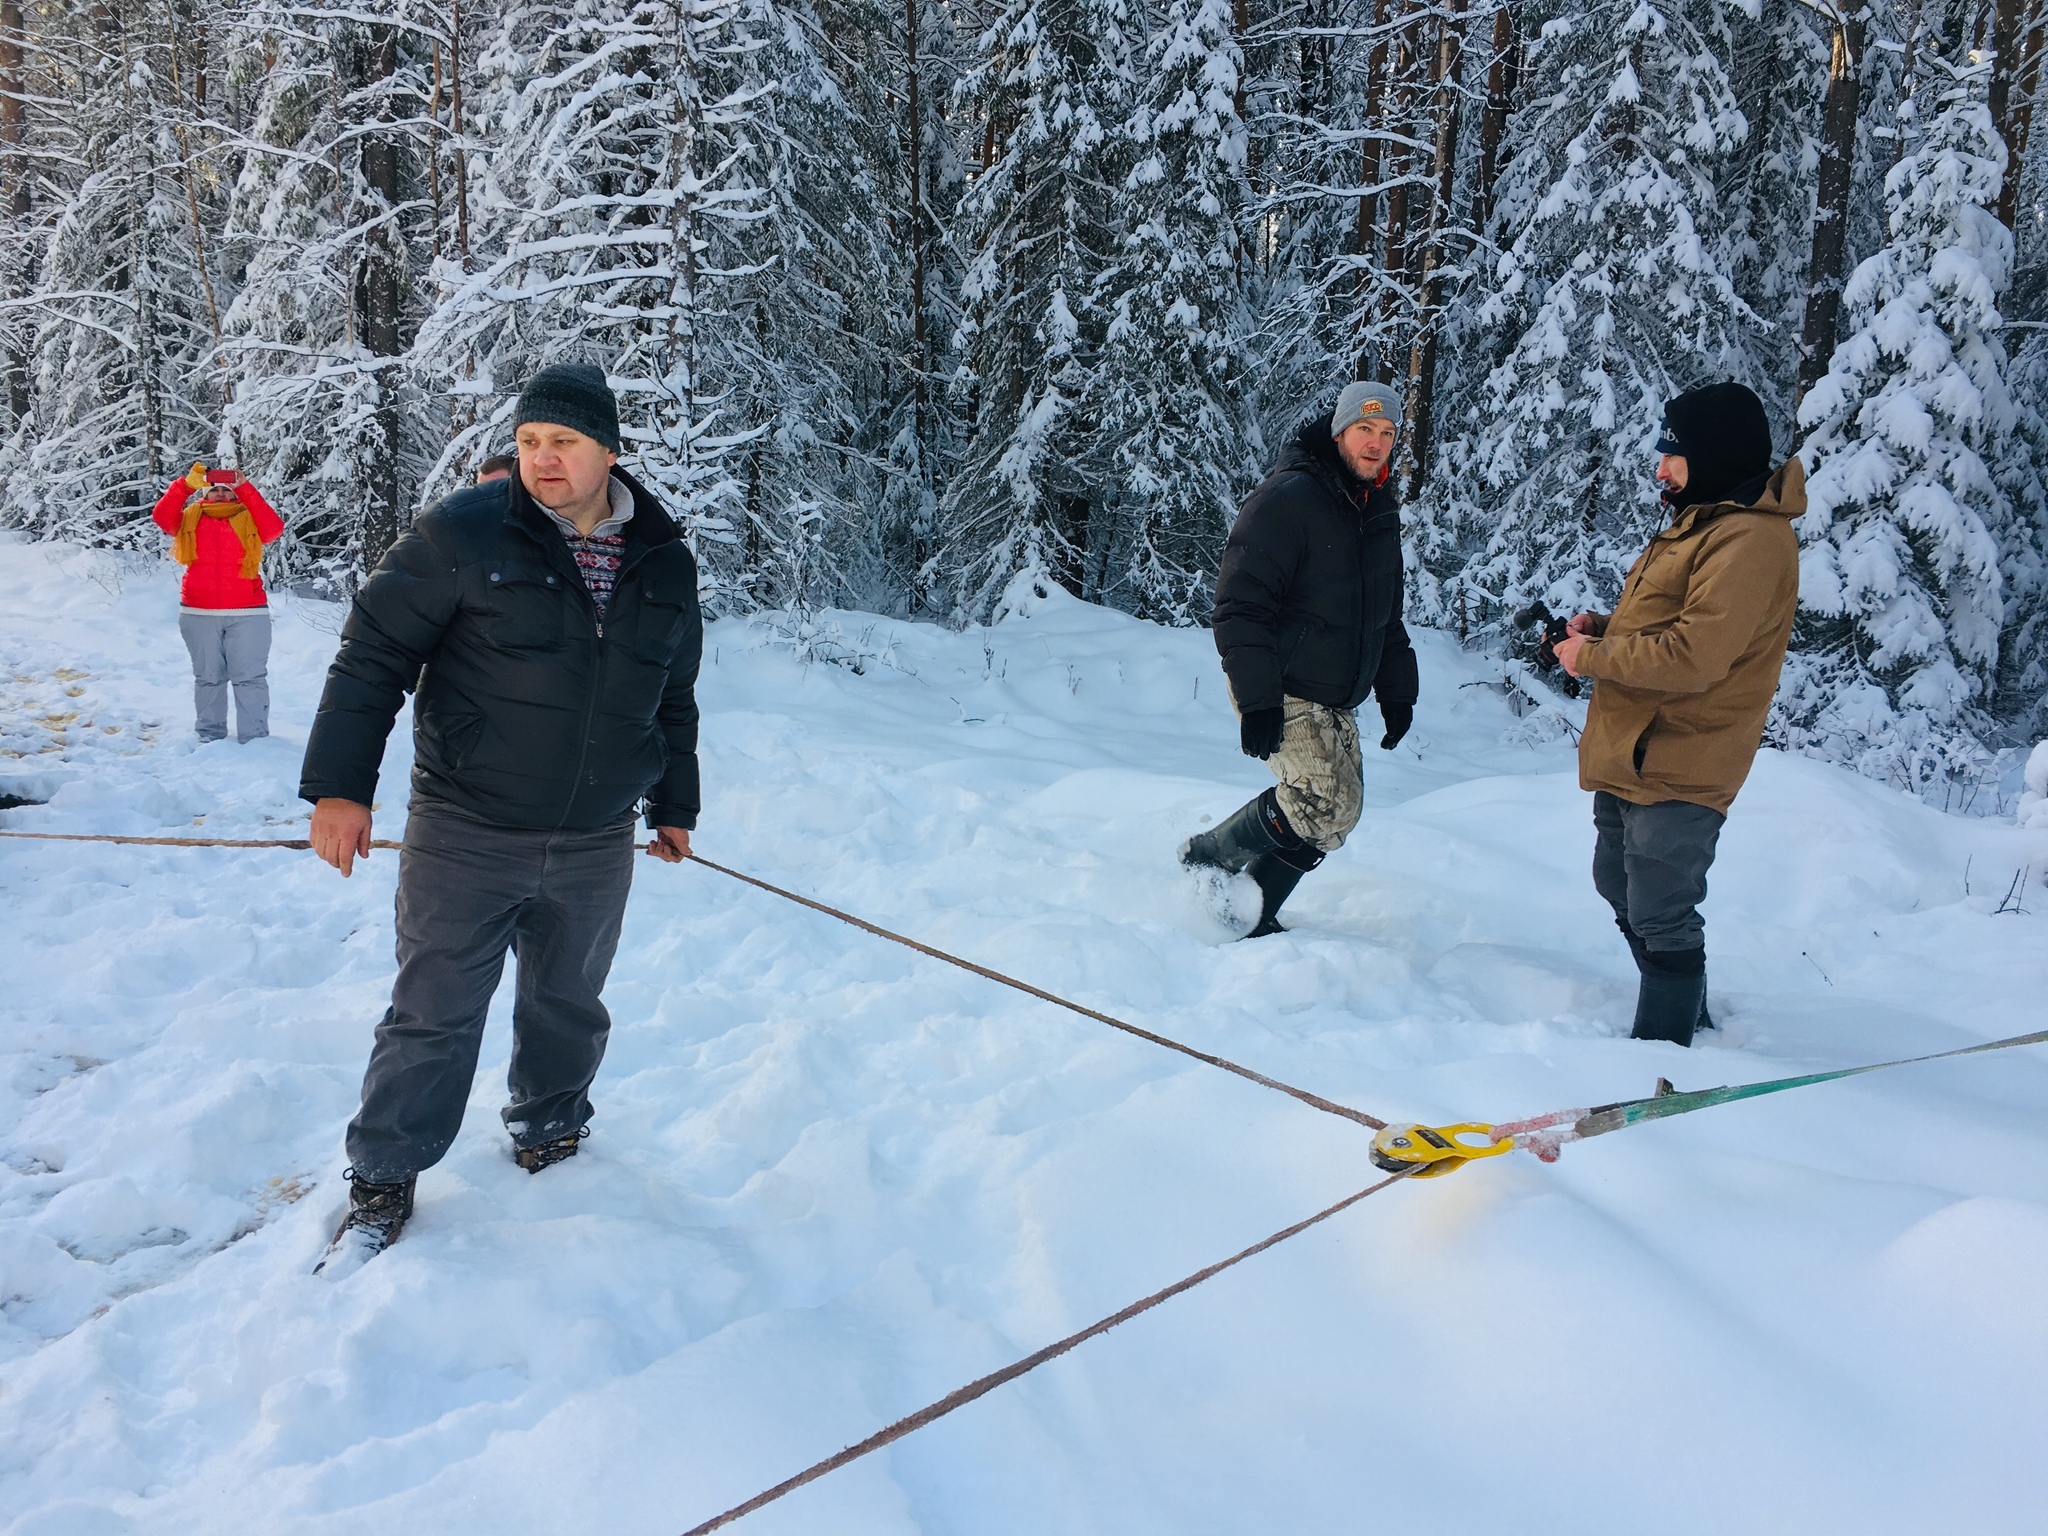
left=1655, top=382, right=1772, bottom=510
left=513, top=363, right=621, bottom=452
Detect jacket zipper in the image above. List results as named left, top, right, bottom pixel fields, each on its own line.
left=560, top=617, right=604, bottom=829
left=558, top=539, right=657, bottom=828
left=550, top=533, right=606, bottom=830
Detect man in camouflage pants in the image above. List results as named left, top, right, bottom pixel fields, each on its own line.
left=1180, top=382, right=1418, bottom=936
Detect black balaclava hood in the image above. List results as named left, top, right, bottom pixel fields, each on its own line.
left=1656, top=382, right=1772, bottom=512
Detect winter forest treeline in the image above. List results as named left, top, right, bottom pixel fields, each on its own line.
left=0, top=0, right=2044, bottom=799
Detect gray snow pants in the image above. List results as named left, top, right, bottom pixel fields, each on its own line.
left=1591, top=791, right=1725, bottom=953
left=178, top=610, right=271, bottom=742
left=345, top=800, right=636, bottom=1184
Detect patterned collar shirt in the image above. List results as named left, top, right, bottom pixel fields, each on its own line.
left=540, top=476, right=634, bottom=618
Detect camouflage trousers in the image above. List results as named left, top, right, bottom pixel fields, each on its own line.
left=1266, top=697, right=1364, bottom=851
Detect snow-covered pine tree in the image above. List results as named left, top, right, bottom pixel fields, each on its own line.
left=220, top=0, right=443, bottom=582
left=1995, top=325, right=2048, bottom=738
left=1236, top=0, right=1387, bottom=447
left=1722, top=0, right=1826, bottom=423
left=940, top=0, right=1137, bottom=617
left=412, top=0, right=803, bottom=616
left=0, top=0, right=223, bottom=545
left=1093, top=0, right=1256, bottom=622
left=1780, top=52, right=2017, bottom=795
left=1410, top=0, right=1762, bottom=637
left=762, top=0, right=971, bottom=616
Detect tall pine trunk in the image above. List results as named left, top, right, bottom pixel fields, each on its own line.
left=1376, top=1, right=1421, bottom=383
left=905, top=0, right=927, bottom=443
left=359, top=24, right=405, bottom=568
left=1470, top=1, right=1514, bottom=233
left=1, top=0, right=27, bottom=422
left=2014, top=3, right=2046, bottom=183
left=1993, top=0, right=2042, bottom=225
left=1796, top=0, right=1865, bottom=404
left=1401, top=0, right=1465, bottom=497
left=1990, top=0, right=2027, bottom=227
left=1352, top=0, right=1391, bottom=378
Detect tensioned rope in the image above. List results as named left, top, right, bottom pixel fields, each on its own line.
left=682, top=852, right=1388, bottom=1131
left=0, top=829, right=1388, bottom=1133
left=0, top=829, right=402, bottom=851
left=674, top=1171, right=1414, bottom=1536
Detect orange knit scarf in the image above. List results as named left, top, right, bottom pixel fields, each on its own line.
left=172, top=495, right=264, bottom=581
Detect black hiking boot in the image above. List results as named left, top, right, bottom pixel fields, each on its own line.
left=1629, top=946, right=1706, bottom=1047
left=1244, top=844, right=1327, bottom=937
left=1620, top=920, right=1715, bottom=1031
left=514, top=1126, right=589, bottom=1173
left=1179, top=787, right=1294, bottom=875
left=316, top=1170, right=416, bottom=1273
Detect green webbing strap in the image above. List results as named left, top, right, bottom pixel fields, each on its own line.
left=1489, top=1026, right=2048, bottom=1160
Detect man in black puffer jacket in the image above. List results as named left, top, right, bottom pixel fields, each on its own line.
left=1181, top=381, right=1418, bottom=936
left=300, top=363, right=702, bottom=1263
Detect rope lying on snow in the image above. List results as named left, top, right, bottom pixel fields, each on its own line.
left=675, top=1170, right=1413, bottom=1536
left=0, top=828, right=1388, bottom=1134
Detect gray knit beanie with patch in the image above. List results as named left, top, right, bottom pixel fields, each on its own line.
left=1332, top=381, right=1403, bottom=437
left=513, top=363, right=622, bottom=451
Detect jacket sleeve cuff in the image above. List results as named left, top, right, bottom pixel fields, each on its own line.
left=644, top=805, right=698, bottom=831
left=299, top=779, right=377, bottom=808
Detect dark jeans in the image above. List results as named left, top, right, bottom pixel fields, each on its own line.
left=1591, top=790, right=1725, bottom=953
left=345, top=800, right=636, bottom=1183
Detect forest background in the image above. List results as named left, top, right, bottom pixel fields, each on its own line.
left=1, top=0, right=2044, bottom=802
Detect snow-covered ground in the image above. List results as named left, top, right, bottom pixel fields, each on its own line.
left=2, top=530, right=2046, bottom=1536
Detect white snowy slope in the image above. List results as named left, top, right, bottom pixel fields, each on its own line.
left=2, top=530, right=2046, bottom=1536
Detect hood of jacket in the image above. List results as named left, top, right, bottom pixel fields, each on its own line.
left=1275, top=415, right=1399, bottom=531
left=1666, top=456, right=1807, bottom=539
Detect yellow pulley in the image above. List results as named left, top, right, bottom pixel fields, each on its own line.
left=1369, top=1121, right=1512, bottom=1179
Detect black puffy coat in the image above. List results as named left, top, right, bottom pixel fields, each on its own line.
left=1211, top=418, right=1418, bottom=715
left=300, top=468, right=703, bottom=831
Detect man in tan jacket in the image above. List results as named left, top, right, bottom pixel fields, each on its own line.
left=1554, top=382, right=1804, bottom=1047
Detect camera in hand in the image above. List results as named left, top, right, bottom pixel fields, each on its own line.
left=1511, top=600, right=1582, bottom=699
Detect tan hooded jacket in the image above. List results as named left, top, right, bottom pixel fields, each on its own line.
left=1575, top=459, right=1805, bottom=814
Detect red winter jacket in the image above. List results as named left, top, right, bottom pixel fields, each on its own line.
left=151, top=476, right=286, bottom=610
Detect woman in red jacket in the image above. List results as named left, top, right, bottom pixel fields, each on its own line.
left=151, top=465, right=286, bottom=743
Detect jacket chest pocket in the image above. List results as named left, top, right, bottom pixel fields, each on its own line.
left=1620, top=545, right=1691, bottom=623
left=631, top=582, right=692, bottom=666
left=481, top=565, right=570, bottom=651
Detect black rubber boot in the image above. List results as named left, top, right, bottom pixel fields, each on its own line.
left=1630, top=946, right=1706, bottom=1047
left=1180, top=787, right=1294, bottom=875
left=1245, top=844, right=1327, bottom=937
left=1619, top=920, right=1714, bottom=1031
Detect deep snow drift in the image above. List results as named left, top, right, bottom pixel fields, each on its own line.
left=2, top=531, right=2045, bottom=1536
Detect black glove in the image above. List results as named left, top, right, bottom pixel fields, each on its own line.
left=1379, top=703, right=1413, bottom=751
left=1240, top=707, right=1285, bottom=760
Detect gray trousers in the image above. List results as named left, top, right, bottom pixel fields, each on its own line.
left=178, top=611, right=271, bottom=742
left=1592, top=791, right=1725, bottom=952
left=345, top=800, right=636, bottom=1183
